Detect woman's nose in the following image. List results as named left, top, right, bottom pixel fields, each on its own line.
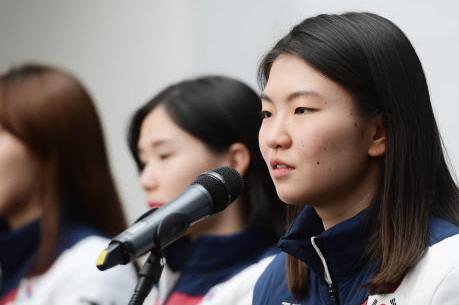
left=266, top=120, right=292, bottom=150
left=139, top=165, right=159, bottom=191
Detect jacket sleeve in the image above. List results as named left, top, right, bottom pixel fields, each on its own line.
left=52, top=263, right=137, bottom=305
left=17, top=236, right=138, bottom=305
left=198, top=255, right=275, bottom=305
left=252, top=253, right=295, bottom=305
left=252, top=256, right=278, bottom=305
left=431, top=266, right=459, bottom=305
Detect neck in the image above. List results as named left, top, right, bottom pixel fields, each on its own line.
left=315, top=160, right=380, bottom=230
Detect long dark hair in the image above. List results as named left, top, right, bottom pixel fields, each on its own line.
left=258, top=12, right=459, bottom=296
left=128, top=76, right=285, bottom=240
left=0, top=64, right=128, bottom=274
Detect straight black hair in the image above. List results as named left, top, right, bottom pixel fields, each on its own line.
left=259, top=12, right=459, bottom=296
left=128, top=76, right=285, bottom=241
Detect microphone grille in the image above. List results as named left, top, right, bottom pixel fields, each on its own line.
left=193, top=166, right=243, bottom=213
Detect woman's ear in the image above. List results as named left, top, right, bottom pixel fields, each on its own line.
left=226, top=143, right=251, bottom=176
left=368, top=114, right=386, bottom=157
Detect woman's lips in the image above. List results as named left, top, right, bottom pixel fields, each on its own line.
left=148, top=202, right=164, bottom=209
left=270, top=159, right=295, bottom=178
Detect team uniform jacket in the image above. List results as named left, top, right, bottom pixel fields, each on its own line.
left=0, top=220, right=137, bottom=305
left=253, top=206, right=459, bottom=305
left=147, top=229, right=277, bottom=305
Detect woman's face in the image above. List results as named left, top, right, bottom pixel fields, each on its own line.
left=137, top=105, right=227, bottom=209
left=259, top=55, right=378, bottom=208
left=0, top=125, right=41, bottom=228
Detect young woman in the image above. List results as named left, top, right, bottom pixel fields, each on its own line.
left=0, top=64, right=136, bottom=305
left=127, top=76, right=285, bottom=305
left=253, top=12, right=459, bottom=305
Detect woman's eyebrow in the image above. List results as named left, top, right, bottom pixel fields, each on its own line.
left=260, top=90, right=322, bottom=103
left=138, top=139, right=171, bottom=153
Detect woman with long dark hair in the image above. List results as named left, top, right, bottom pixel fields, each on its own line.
left=253, top=12, right=459, bottom=305
left=127, top=76, right=285, bottom=305
left=0, top=64, right=136, bottom=304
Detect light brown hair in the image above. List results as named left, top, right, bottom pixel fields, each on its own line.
left=0, top=64, right=127, bottom=274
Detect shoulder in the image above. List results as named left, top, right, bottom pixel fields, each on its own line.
left=17, top=236, right=137, bottom=305
left=256, top=252, right=287, bottom=289
left=422, top=232, right=459, bottom=282
left=52, top=235, right=137, bottom=286
left=199, top=254, right=278, bottom=305
left=54, top=235, right=118, bottom=268
left=430, top=264, right=459, bottom=304
left=368, top=232, right=459, bottom=305
left=253, top=253, right=290, bottom=305
left=418, top=220, right=459, bottom=284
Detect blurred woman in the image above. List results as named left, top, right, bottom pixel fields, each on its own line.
left=128, top=76, right=285, bottom=305
left=0, top=64, right=136, bottom=305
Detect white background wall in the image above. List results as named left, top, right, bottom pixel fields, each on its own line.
left=1, top=0, right=458, bottom=223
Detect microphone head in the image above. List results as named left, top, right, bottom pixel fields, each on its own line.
left=193, top=166, right=243, bottom=213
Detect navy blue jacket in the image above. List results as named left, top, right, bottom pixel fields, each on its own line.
left=158, top=229, right=277, bottom=305
left=253, top=206, right=459, bottom=305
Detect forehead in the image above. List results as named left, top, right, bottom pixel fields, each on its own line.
left=138, top=106, right=179, bottom=146
left=263, top=54, right=351, bottom=105
left=137, top=105, right=208, bottom=154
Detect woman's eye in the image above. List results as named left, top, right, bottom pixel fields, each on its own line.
left=159, top=154, right=171, bottom=160
left=261, top=110, right=272, bottom=119
left=294, top=107, right=312, bottom=114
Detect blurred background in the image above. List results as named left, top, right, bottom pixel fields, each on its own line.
left=1, top=0, right=458, bottom=223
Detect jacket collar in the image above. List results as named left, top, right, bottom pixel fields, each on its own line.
left=165, top=229, right=274, bottom=272
left=0, top=219, right=40, bottom=296
left=278, top=206, right=374, bottom=280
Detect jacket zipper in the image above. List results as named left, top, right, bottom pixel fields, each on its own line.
left=311, top=236, right=340, bottom=305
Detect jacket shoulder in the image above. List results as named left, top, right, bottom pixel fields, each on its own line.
left=253, top=253, right=291, bottom=305
left=16, top=236, right=137, bottom=305
left=199, top=254, right=276, bottom=305
left=368, top=233, right=459, bottom=305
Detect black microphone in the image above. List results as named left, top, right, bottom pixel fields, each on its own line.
left=96, top=166, right=243, bottom=270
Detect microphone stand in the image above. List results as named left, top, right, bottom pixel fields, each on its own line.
left=127, top=250, right=164, bottom=305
